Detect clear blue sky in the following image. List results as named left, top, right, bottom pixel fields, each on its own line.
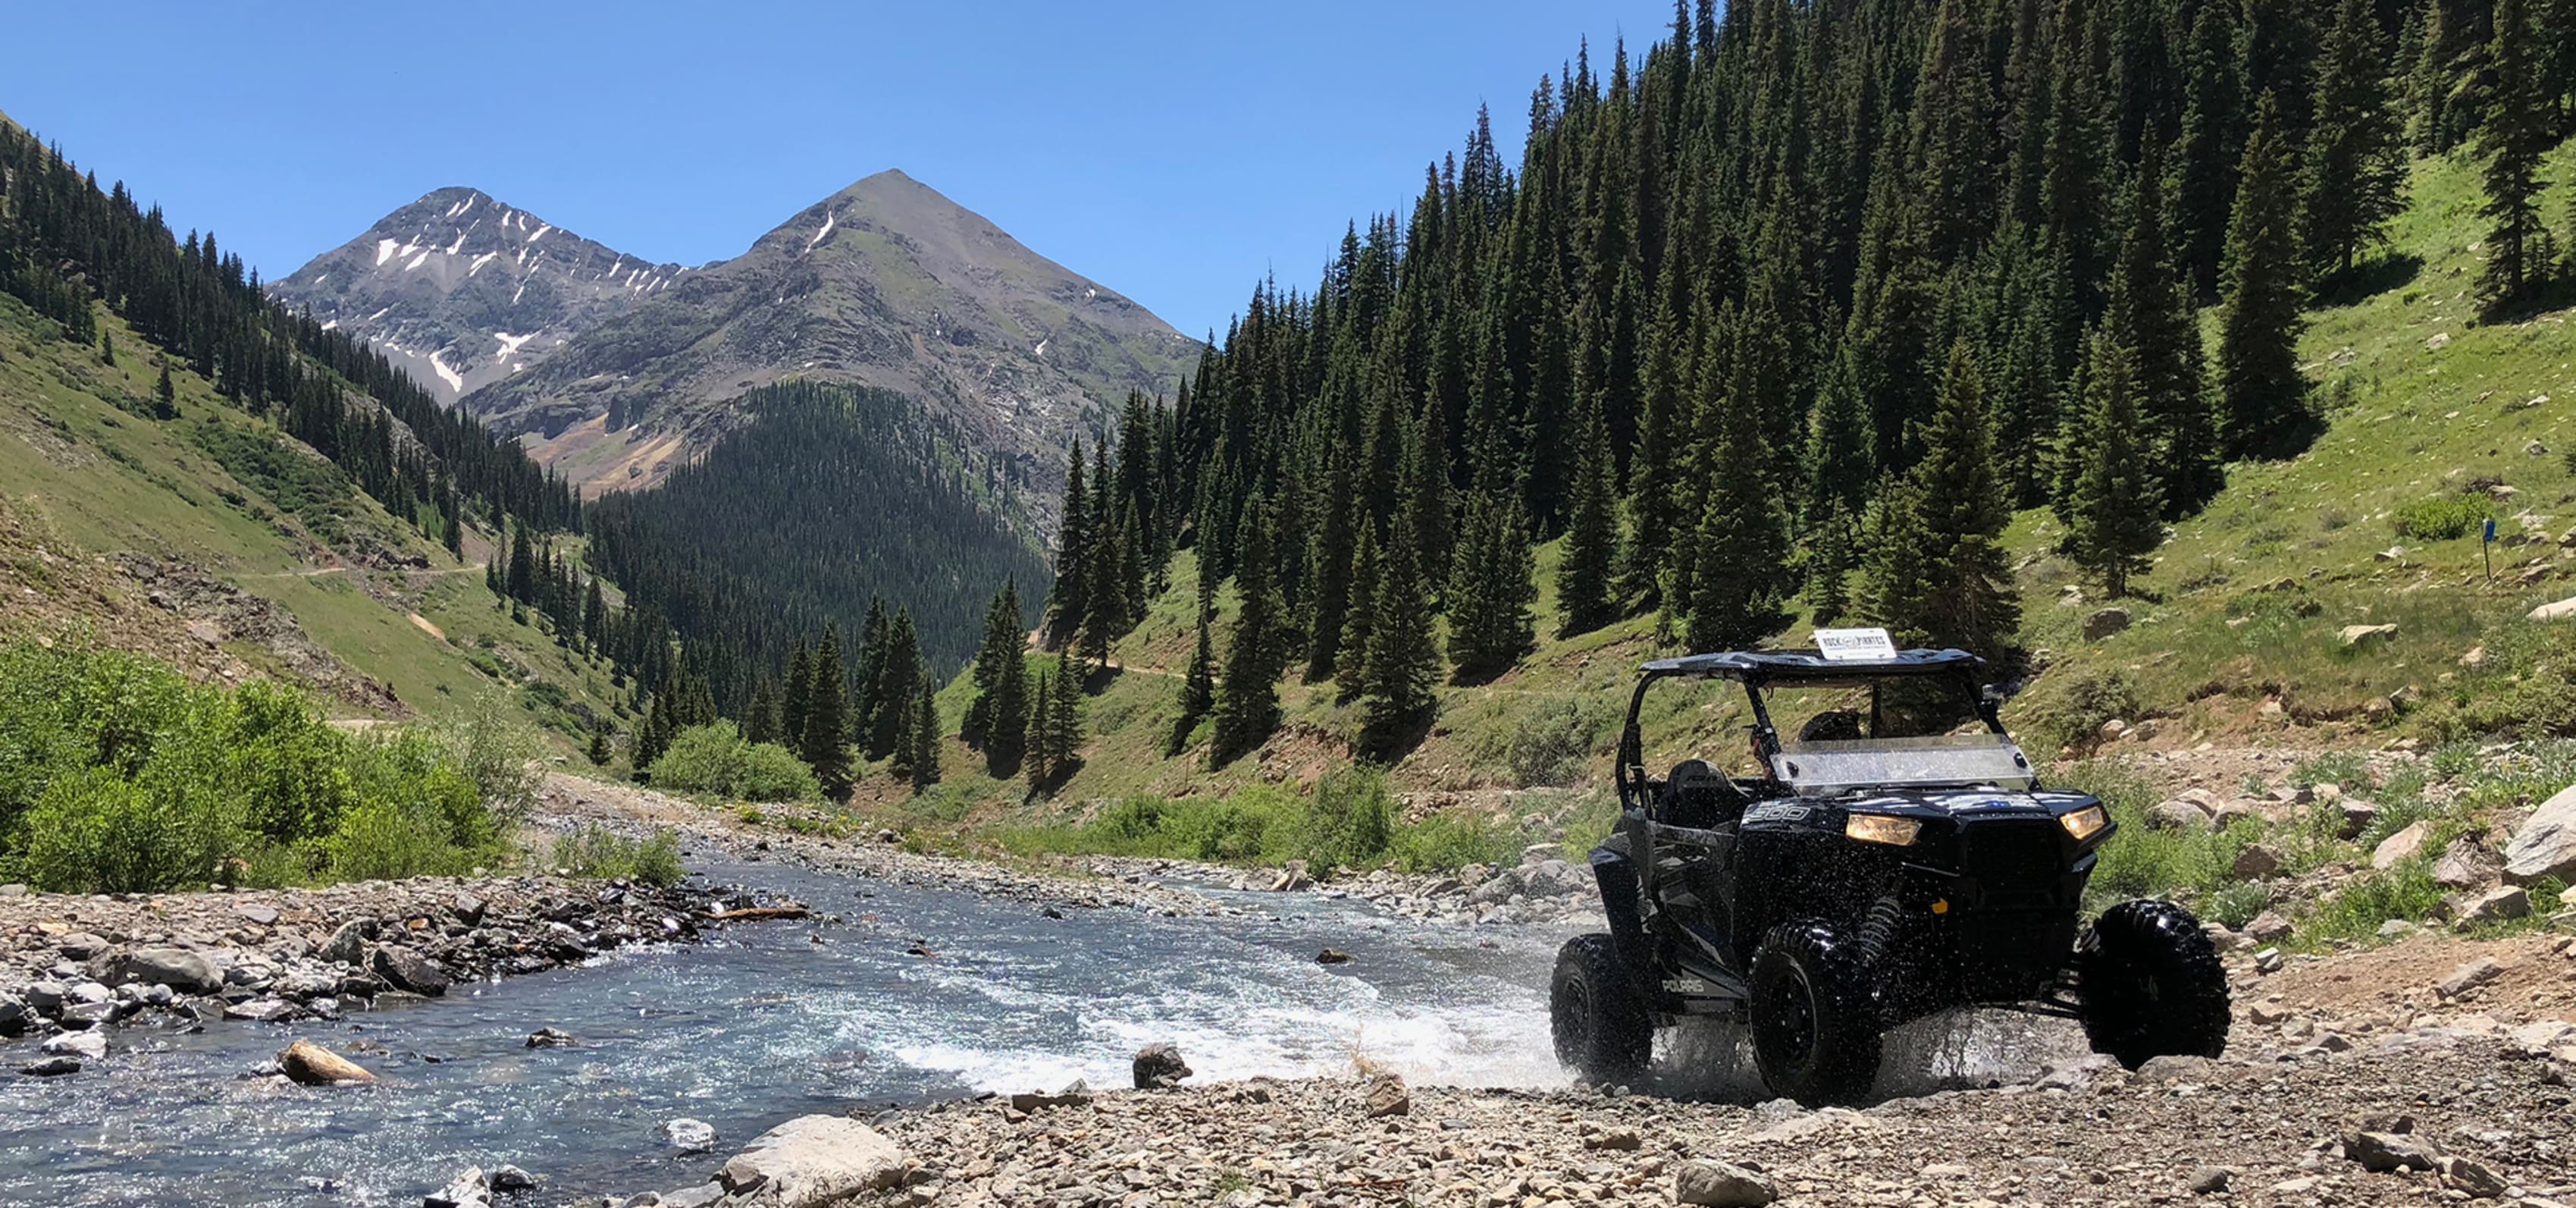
left=6, top=1, right=1678, bottom=339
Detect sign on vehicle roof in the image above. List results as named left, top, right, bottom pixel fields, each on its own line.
left=1813, top=627, right=1898, bottom=662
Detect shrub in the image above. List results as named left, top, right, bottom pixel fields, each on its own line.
left=646, top=722, right=819, bottom=802
left=550, top=824, right=685, bottom=887
left=1390, top=811, right=1522, bottom=873
left=1503, top=697, right=1612, bottom=787
left=2020, top=668, right=2139, bottom=754
left=2390, top=494, right=2493, bottom=541
left=431, top=701, right=545, bottom=824
left=1304, top=767, right=1395, bottom=875
left=0, top=639, right=516, bottom=891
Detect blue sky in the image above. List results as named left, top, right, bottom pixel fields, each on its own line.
left=6, top=1, right=1678, bottom=338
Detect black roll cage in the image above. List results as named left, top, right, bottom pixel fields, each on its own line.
left=1613, top=648, right=2004, bottom=812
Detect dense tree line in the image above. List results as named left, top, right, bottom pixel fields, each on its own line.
left=0, top=123, right=578, bottom=535
left=1046, top=0, right=2568, bottom=764
left=585, top=381, right=1050, bottom=719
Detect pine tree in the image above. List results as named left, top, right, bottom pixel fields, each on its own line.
left=962, top=581, right=1025, bottom=748
left=1212, top=498, right=1286, bottom=761
left=1857, top=477, right=1935, bottom=647
left=867, top=611, right=923, bottom=760
left=780, top=641, right=813, bottom=755
left=853, top=599, right=891, bottom=745
left=1044, top=651, right=1083, bottom=780
left=1909, top=342, right=2020, bottom=659
left=2217, top=92, right=2311, bottom=457
left=1556, top=395, right=1621, bottom=637
left=152, top=362, right=176, bottom=419
left=1169, top=599, right=1217, bottom=755
left=1800, top=351, right=1872, bottom=622
left=1302, top=466, right=1359, bottom=681
left=99, top=330, right=113, bottom=366
left=2111, top=143, right=2223, bottom=513
left=2475, top=0, right=2557, bottom=310
left=1620, top=297, right=1691, bottom=604
left=1026, top=668, right=1055, bottom=784
left=1447, top=478, right=1537, bottom=679
left=2170, top=0, right=2249, bottom=298
left=1684, top=325, right=1789, bottom=654
left=910, top=682, right=941, bottom=792
left=744, top=682, right=781, bottom=747
left=2300, top=0, right=2409, bottom=281
left=803, top=629, right=853, bottom=801
left=1045, top=441, right=1092, bottom=648
left=1363, top=511, right=1441, bottom=750
left=586, top=726, right=613, bottom=767
left=1336, top=518, right=1382, bottom=696
left=2062, top=332, right=2167, bottom=598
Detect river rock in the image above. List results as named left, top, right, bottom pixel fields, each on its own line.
left=1675, top=1159, right=1778, bottom=1206
left=234, top=902, right=280, bottom=926
left=21, top=982, right=64, bottom=1015
left=2507, top=783, right=2576, bottom=883
left=1132, top=1042, right=1191, bottom=1089
left=1315, top=948, right=1352, bottom=965
left=42, top=1031, right=105, bottom=1060
left=371, top=944, right=450, bottom=996
left=0, top=993, right=27, bottom=1037
left=1363, top=1072, right=1410, bottom=1118
left=106, top=946, right=224, bottom=996
left=717, top=1115, right=910, bottom=1206
left=321, top=919, right=371, bottom=967
left=663, top=1118, right=719, bottom=1152
left=487, top=1165, right=536, bottom=1192
left=56, top=932, right=108, bottom=960
left=661, top=1184, right=723, bottom=1208
left=1468, top=869, right=1523, bottom=905
left=224, top=998, right=296, bottom=1023
left=449, top=892, right=486, bottom=927
left=421, top=1165, right=489, bottom=1208
left=525, top=1027, right=578, bottom=1049
left=278, top=1039, right=377, bottom=1085
left=18, top=1056, right=80, bottom=1077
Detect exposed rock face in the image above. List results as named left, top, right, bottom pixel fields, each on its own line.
left=716, top=1115, right=909, bottom=1207
left=268, top=189, right=685, bottom=405
left=454, top=171, right=1198, bottom=525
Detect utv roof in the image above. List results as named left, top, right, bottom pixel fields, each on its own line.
left=1639, top=648, right=1985, bottom=682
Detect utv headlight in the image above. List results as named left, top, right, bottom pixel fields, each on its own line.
left=2061, top=805, right=2110, bottom=842
left=1845, top=814, right=1922, bottom=846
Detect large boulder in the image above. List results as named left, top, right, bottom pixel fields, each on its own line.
left=105, top=947, right=223, bottom=996
left=320, top=920, right=371, bottom=967
left=277, top=1039, right=376, bottom=1085
left=2148, top=799, right=2216, bottom=832
left=1675, top=1159, right=1778, bottom=1206
left=2506, top=783, right=2576, bottom=883
left=2432, top=841, right=2499, bottom=890
left=370, top=945, right=450, bottom=997
left=717, top=1115, right=910, bottom=1207
left=2527, top=595, right=2576, bottom=622
left=2082, top=607, right=2133, bottom=641
left=1132, top=1042, right=1192, bottom=1089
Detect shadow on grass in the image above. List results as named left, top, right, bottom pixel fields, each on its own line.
left=2311, top=253, right=2424, bottom=306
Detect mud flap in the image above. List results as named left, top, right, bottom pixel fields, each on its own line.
left=1588, top=839, right=1652, bottom=992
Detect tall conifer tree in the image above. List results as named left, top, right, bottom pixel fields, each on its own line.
left=2299, top=0, right=2408, bottom=281
left=2062, top=333, right=2167, bottom=598
left=803, top=629, right=853, bottom=800
left=1556, top=395, right=1622, bottom=637
left=1909, top=342, right=2020, bottom=659
left=2474, top=0, right=2556, bottom=310
left=2217, top=92, right=2311, bottom=457
left=1212, top=499, right=1286, bottom=761
left=1364, top=512, right=1442, bottom=748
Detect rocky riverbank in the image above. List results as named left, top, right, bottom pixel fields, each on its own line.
left=0, top=871, right=772, bottom=1076
left=570, top=962, right=2576, bottom=1208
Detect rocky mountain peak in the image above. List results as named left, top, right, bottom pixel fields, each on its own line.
left=268, top=190, right=688, bottom=404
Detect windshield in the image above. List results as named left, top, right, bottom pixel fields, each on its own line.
left=1770, top=733, right=2036, bottom=793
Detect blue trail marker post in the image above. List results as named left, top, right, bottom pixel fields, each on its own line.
left=2484, top=517, right=2497, bottom=584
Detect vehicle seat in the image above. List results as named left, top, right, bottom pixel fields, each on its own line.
left=1797, top=709, right=1863, bottom=742
left=1661, top=759, right=1747, bottom=830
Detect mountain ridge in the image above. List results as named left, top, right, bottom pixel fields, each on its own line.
left=269, top=187, right=688, bottom=405
left=451, top=169, right=1199, bottom=522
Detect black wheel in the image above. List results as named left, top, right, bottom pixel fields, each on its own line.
left=1748, top=921, right=1881, bottom=1106
left=1550, top=933, right=1651, bottom=1083
left=2076, top=899, right=2232, bottom=1069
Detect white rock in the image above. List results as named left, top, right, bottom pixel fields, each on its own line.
left=662, top=1118, right=719, bottom=1152
left=2506, top=782, right=2576, bottom=883
left=718, top=1115, right=910, bottom=1207
left=42, top=1031, right=105, bottom=1060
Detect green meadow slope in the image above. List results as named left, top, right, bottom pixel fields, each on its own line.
left=0, top=290, right=631, bottom=745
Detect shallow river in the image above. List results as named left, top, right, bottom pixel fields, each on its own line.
left=0, top=855, right=1568, bottom=1207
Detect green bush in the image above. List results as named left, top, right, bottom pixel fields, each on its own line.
left=0, top=640, right=516, bottom=892
left=2390, top=494, right=2493, bottom=541
left=2019, top=668, right=2139, bottom=754
left=646, top=722, right=818, bottom=802
left=1503, top=697, right=1612, bottom=787
left=550, top=824, right=685, bottom=887
left=1390, top=811, right=1522, bottom=873
left=1303, top=767, right=1396, bottom=875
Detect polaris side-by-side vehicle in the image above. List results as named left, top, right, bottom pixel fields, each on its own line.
left=1551, top=634, right=2230, bottom=1104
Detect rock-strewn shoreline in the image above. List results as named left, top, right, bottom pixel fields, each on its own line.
left=0, top=869, right=762, bottom=1072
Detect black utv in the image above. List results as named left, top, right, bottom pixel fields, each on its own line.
left=1551, top=643, right=2230, bottom=1104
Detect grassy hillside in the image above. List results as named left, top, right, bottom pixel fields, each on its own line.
left=0, top=291, right=634, bottom=747
left=830, top=143, right=2576, bottom=853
